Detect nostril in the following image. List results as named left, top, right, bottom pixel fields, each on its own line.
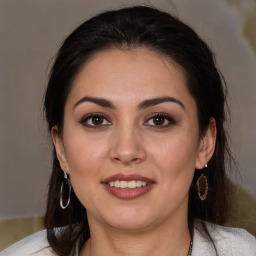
left=109, top=137, right=147, bottom=164
left=111, top=156, right=143, bottom=166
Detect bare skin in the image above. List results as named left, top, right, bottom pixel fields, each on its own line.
left=52, top=48, right=216, bottom=256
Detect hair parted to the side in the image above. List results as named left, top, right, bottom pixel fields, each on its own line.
left=44, top=5, right=233, bottom=255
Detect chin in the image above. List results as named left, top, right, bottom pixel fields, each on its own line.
left=101, top=207, right=158, bottom=232
left=108, top=218, right=154, bottom=232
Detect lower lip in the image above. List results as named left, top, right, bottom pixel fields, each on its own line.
left=103, top=184, right=154, bottom=200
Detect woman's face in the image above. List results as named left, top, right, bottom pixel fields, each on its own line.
left=53, top=48, right=214, bottom=232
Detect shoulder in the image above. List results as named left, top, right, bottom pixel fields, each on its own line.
left=193, top=219, right=256, bottom=256
left=0, top=230, right=57, bottom=256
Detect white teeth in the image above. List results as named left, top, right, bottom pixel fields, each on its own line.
left=141, top=181, right=147, bottom=187
left=136, top=180, right=142, bottom=187
left=107, top=180, right=148, bottom=189
left=114, top=180, right=120, bottom=188
left=128, top=180, right=137, bottom=188
left=120, top=181, right=127, bottom=188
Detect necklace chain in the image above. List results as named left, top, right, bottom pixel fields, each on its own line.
left=188, top=241, right=193, bottom=256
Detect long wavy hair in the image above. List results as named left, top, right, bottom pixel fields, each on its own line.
left=44, top=5, right=233, bottom=255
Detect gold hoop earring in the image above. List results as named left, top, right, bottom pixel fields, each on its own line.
left=60, top=171, right=71, bottom=209
left=197, top=164, right=208, bottom=200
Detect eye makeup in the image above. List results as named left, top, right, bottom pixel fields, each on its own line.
left=144, top=112, right=177, bottom=128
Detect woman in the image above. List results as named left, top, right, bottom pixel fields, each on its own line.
left=2, top=5, right=256, bottom=256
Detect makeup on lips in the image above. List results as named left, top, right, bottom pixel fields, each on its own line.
left=102, top=174, right=155, bottom=200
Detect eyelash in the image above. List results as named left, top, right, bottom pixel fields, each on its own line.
left=144, top=112, right=176, bottom=128
left=80, top=113, right=111, bottom=128
left=80, top=112, right=176, bottom=128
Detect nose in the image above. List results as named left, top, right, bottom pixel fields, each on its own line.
left=109, top=125, right=146, bottom=165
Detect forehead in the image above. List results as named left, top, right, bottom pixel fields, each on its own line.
left=67, top=47, right=194, bottom=108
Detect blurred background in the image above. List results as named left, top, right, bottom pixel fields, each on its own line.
left=1, top=0, right=255, bottom=250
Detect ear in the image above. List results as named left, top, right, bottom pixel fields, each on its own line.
left=51, top=126, right=69, bottom=173
left=195, top=118, right=217, bottom=169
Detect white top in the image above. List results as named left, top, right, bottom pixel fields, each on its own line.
left=1, top=221, right=256, bottom=256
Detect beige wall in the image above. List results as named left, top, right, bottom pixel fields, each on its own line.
left=1, top=0, right=255, bottom=220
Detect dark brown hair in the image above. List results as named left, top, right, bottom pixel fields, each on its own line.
left=44, top=5, right=232, bottom=255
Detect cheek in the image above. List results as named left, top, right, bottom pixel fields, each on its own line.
left=149, top=133, right=199, bottom=179
left=63, top=131, right=109, bottom=177
left=63, top=134, right=109, bottom=209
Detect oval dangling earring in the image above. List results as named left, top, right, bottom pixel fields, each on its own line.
left=197, top=164, right=208, bottom=201
left=60, top=171, right=72, bottom=209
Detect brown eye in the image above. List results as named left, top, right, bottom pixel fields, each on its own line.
left=152, top=116, right=166, bottom=126
left=82, top=114, right=111, bottom=127
left=91, top=116, right=104, bottom=125
left=145, top=113, right=176, bottom=128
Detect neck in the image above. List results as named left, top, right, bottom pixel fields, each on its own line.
left=81, top=215, right=191, bottom=256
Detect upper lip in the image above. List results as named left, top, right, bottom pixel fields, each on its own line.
left=102, top=174, right=155, bottom=184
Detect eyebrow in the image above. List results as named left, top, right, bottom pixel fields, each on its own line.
left=73, top=96, right=185, bottom=110
left=74, top=96, right=115, bottom=109
left=138, top=96, right=185, bottom=110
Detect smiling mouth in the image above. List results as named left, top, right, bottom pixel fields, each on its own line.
left=102, top=174, right=155, bottom=199
left=107, top=180, right=149, bottom=189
